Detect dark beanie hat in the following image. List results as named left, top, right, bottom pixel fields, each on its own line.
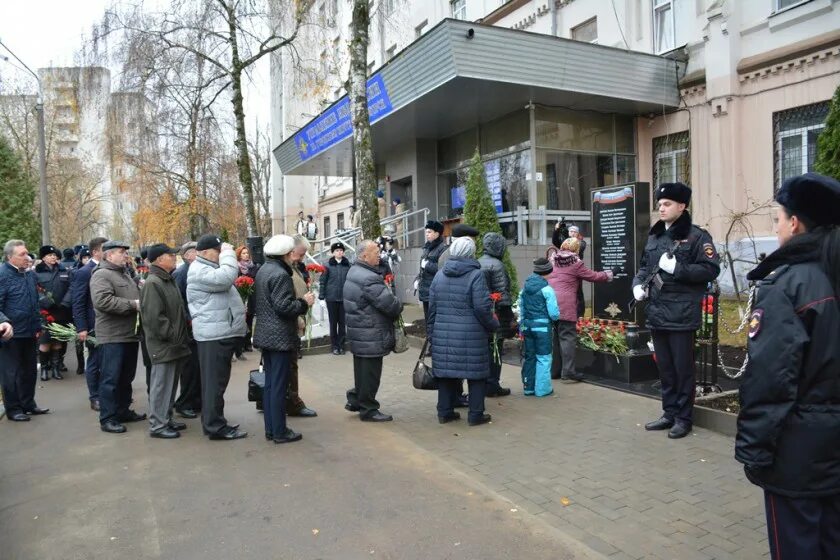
left=39, top=245, right=60, bottom=259
left=533, top=257, right=553, bottom=275
left=62, top=248, right=75, bottom=259
left=655, top=182, right=692, bottom=205
left=196, top=234, right=223, bottom=251
left=451, top=223, right=480, bottom=238
left=425, top=220, right=444, bottom=234
left=776, top=173, right=840, bottom=227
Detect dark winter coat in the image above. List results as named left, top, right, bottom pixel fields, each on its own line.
left=90, top=259, right=141, bottom=344
left=519, top=273, right=561, bottom=329
left=319, top=257, right=351, bottom=302
left=0, top=261, right=40, bottom=338
left=172, top=261, right=191, bottom=319
left=71, top=259, right=97, bottom=332
left=417, top=236, right=447, bottom=302
left=139, top=265, right=191, bottom=364
left=343, top=260, right=402, bottom=358
left=632, top=212, right=720, bottom=331
left=427, top=258, right=499, bottom=380
left=35, top=262, right=72, bottom=311
left=252, top=258, right=309, bottom=352
left=60, top=257, right=77, bottom=270
left=478, top=232, right=512, bottom=307
left=735, top=234, right=840, bottom=498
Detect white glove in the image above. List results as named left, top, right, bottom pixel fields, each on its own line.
left=413, top=279, right=419, bottom=292
left=633, top=285, right=647, bottom=301
left=420, top=258, right=428, bottom=269
left=658, top=253, right=677, bottom=275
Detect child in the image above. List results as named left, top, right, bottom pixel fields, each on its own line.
left=519, top=258, right=560, bottom=396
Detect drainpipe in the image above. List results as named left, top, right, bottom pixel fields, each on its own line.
left=550, top=0, right=558, bottom=36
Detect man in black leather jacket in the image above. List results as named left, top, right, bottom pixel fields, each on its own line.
left=735, top=173, right=840, bottom=560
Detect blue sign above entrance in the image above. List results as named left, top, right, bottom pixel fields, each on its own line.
left=294, top=74, right=393, bottom=162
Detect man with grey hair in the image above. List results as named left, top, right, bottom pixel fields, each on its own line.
left=172, top=241, right=201, bottom=418
left=0, top=239, right=49, bottom=421
left=90, top=240, right=146, bottom=433
left=343, top=239, right=402, bottom=421
left=285, top=234, right=317, bottom=417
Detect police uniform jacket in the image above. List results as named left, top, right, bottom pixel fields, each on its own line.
left=417, top=236, right=447, bottom=303
left=35, top=262, right=72, bottom=311
left=632, top=211, right=720, bottom=331
left=735, top=233, right=840, bottom=498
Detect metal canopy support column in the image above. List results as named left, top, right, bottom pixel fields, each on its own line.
left=527, top=102, right=537, bottom=246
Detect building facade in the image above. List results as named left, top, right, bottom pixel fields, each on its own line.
left=271, top=0, right=840, bottom=249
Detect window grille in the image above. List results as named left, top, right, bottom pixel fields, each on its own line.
left=773, top=101, right=829, bottom=190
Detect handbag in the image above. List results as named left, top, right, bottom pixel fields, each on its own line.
left=393, top=316, right=409, bottom=354
left=412, top=338, right=438, bottom=390
left=248, top=366, right=265, bottom=403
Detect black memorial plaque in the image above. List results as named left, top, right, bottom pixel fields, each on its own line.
left=590, top=183, right=650, bottom=324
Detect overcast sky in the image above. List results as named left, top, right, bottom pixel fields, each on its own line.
left=0, top=0, right=270, bottom=123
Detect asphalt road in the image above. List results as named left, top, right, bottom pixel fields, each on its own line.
left=0, top=355, right=598, bottom=560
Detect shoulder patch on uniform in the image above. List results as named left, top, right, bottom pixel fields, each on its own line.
left=748, top=309, right=763, bottom=339
left=703, top=243, right=716, bottom=258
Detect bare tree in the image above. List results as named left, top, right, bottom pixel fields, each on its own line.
left=248, top=119, right=272, bottom=237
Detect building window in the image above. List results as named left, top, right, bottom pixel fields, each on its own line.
left=775, top=0, right=807, bottom=11
left=324, top=216, right=331, bottom=239
left=337, top=212, right=345, bottom=230
left=415, top=19, right=428, bottom=38
left=653, top=0, right=675, bottom=53
left=367, top=60, right=376, bottom=75
left=774, top=101, right=830, bottom=189
left=571, top=17, right=597, bottom=43
left=653, top=131, right=690, bottom=190
left=385, top=44, right=396, bottom=61
left=451, top=0, right=466, bottom=20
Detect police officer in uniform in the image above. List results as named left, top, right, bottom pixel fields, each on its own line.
left=632, top=182, right=720, bottom=439
left=735, top=173, right=840, bottom=560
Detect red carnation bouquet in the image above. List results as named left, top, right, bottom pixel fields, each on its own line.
left=303, top=262, right=327, bottom=347
left=234, top=275, right=255, bottom=303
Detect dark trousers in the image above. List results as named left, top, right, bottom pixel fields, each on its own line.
left=764, top=491, right=840, bottom=560
left=438, top=378, right=486, bottom=422
left=288, top=353, right=307, bottom=413
left=84, top=340, right=102, bottom=402
left=140, top=332, right=152, bottom=395
left=486, top=337, right=503, bottom=391
left=555, top=320, right=580, bottom=380
left=98, top=342, right=139, bottom=424
left=422, top=301, right=429, bottom=322
left=261, top=350, right=292, bottom=438
left=0, top=338, right=38, bottom=415
left=347, top=356, right=383, bottom=418
left=651, top=330, right=695, bottom=425
left=196, top=338, right=236, bottom=435
left=175, top=340, right=202, bottom=412
left=326, top=301, right=346, bottom=351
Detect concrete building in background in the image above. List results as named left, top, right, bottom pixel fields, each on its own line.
left=271, top=0, right=839, bottom=260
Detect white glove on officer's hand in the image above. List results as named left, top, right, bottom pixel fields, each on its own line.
left=633, top=285, right=647, bottom=301
left=413, top=279, right=419, bottom=292
left=420, top=258, right=428, bottom=269
left=658, top=253, right=677, bottom=275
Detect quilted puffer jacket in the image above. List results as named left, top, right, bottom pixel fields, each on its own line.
left=252, top=258, right=309, bottom=352
left=343, top=260, right=402, bottom=357
left=427, top=258, right=499, bottom=380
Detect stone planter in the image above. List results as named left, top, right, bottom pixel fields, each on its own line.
left=574, top=347, right=659, bottom=383
left=694, top=390, right=739, bottom=437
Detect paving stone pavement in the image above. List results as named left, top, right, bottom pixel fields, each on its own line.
left=301, top=345, right=770, bottom=560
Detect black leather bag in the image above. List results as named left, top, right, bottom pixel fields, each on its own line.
left=248, top=369, right=265, bottom=403
left=412, top=339, right=438, bottom=390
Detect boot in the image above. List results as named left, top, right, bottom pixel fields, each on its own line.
left=39, top=350, right=50, bottom=382
left=58, top=342, right=69, bottom=372
left=76, top=341, right=86, bottom=375
left=51, top=350, right=64, bottom=380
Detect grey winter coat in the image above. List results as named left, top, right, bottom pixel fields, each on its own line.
left=252, top=258, right=308, bottom=352
left=343, top=260, right=402, bottom=357
left=186, top=250, right=247, bottom=342
left=478, top=232, right=512, bottom=306
left=417, top=237, right=447, bottom=302
left=90, top=259, right=141, bottom=344
left=319, top=257, right=351, bottom=302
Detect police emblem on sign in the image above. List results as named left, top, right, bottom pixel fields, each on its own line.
left=748, top=309, right=763, bottom=339
left=703, top=243, right=716, bottom=258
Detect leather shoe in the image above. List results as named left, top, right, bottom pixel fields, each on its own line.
left=645, top=416, right=675, bottom=431
left=101, top=421, right=127, bottom=434
left=26, top=407, right=50, bottom=415
left=288, top=407, right=317, bottom=418
left=167, top=421, right=187, bottom=431
left=265, top=432, right=273, bottom=440
left=438, top=412, right=461, bottom=424
left=209, top=427, right=248, bottom=440
left=8, top=413, right=31, bottom=422
left=468, top=414, right=492, bottom=426
left=90, top=400, right=100, bottom=412
left=668, top=423, right=692, bottom=439
left=338, top=349, right=346, bottom=355
left=361, top=411, right=393, bottom=422
left=486, top=387, right=511, bottom=397
left=176, top=408, right=198, bottom=419
left=273, top=428, right=303, bottom=444
left=345, top=403, right=360, bottom=412
left=120, top=410, right=147, bottom=423
left=560, top=377, right=583, bottom=384
left=150, top=428, right=180, bottom=439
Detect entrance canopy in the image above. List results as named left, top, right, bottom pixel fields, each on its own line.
left=274, top=19, right=680, bottom=177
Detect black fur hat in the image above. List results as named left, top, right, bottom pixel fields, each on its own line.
left=776, top=173, right=840, bottom=227
left=424, top=220, right=444, bottom=235
left=39, top=245, right=60, bottom=259
left=655, top=182, right=692, bottom=205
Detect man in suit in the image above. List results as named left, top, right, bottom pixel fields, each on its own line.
left=71, top=237, right=107, bottom=411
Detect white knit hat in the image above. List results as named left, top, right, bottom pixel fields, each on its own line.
left=449, top=236, right=476, bottom=259
left=263, top=235, right=296, bottom=257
